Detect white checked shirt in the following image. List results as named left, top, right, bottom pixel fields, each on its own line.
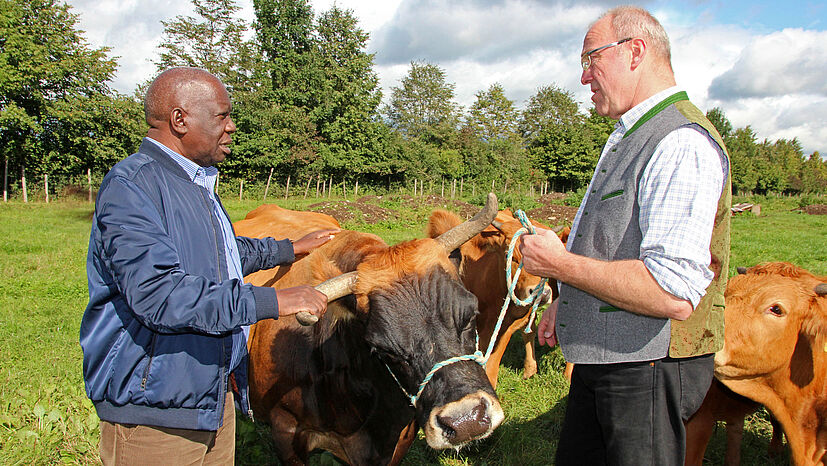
left=568, top=87, right=729, bottom=308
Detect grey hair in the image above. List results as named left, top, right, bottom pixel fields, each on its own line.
left=599, top=6, right=672, bottom=68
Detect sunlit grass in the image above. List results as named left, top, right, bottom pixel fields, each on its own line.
left=1, top=195, right=823, bottom=465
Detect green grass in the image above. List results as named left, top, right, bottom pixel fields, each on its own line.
left=1, top=195, right=824, bottom=465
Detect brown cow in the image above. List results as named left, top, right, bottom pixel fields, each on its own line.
left=685, top=378, right=784, bottom=465
left=712, top=262, right=827, bottom=466
left=427, top=208, right=569, bottom=388
left=236, top=195, right=505, bottom=465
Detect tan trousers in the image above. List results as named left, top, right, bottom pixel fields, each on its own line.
left=99, top=392, right=235, bottom=466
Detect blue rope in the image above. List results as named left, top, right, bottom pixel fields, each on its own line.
left=386, top=210, right=547, bottom=407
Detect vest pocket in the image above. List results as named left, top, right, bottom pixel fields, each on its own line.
left=600, top=189, right=624, bottom=201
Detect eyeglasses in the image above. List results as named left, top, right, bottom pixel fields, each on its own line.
left=580, top=38, right=633, bottom=71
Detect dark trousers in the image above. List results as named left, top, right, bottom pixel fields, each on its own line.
left=555, top=354, right=713, bottom=466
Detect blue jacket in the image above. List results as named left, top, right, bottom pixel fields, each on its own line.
left=80, top=139, right=293, bottom=431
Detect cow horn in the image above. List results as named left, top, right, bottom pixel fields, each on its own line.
left=435, top=192, right=498, bottom=252
left=737, top=266, right=748, bottom=275
left=295, top=271, right=358, bottom=326
left=491, top=219, right=504, bottom=231
left=815, top=283, right=827, bottom=296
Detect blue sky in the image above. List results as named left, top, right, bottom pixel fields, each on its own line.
left=66, top=0, right=827, bottom=156
left=678, top=0, right=825, bottom=30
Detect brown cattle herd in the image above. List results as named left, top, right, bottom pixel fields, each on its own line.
left=233, top=194, right=827, bottom=465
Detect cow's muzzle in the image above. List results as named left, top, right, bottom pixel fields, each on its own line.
left=424, top=390, right=504, bottom=449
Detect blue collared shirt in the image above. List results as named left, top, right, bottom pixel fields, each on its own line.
left=145, top=137, right=247, bottom=370
left=568, top=87, right=728, bottom=308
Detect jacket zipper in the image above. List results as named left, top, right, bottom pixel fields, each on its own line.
left=198, top=188, right=223, bottom=280
left=141, top=333, right=158, bottom=390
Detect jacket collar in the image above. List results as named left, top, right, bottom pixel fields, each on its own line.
left=138, top=138, right=191, bottom=182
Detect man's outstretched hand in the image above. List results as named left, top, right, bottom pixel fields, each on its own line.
left=292, top=229, right=340, bottom=256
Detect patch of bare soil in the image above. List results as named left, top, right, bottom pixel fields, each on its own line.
left=402, top=195, right=479, bottom=219
left=537, top=192, right=568, bottom=204
left=525, top=204, right=578, bottom=227
left=804, top=204, right=827, bottom=215
left=308, top=200, right=396, bottom=224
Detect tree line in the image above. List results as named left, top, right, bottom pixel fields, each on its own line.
left=2, top=0, right=825, bottom=201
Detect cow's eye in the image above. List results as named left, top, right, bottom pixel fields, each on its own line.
left=766, top=304, right=785, bottom=317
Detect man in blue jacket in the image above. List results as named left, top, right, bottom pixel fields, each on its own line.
left=80, top=67, right=338, bottom=464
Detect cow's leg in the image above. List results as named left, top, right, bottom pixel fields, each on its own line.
left=768, top=413, right=785, bottom=457
left=684, top=392, right=716, bottom=466
left=521, top=329, right=537, bottom=379
left=563, top=362, right=574, bottom=383
left=483, top=314, right=528, bottom=389
left=268, top=408, right=307, bottom=466
left=723, top=419, right=745, bottom=466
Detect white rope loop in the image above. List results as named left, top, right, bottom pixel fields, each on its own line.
left=384, top=210, right=548, bottom=407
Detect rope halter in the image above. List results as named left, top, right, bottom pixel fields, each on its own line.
left=383, top=209, right=548, bottom=407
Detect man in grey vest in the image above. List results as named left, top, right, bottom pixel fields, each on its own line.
left=519, top=6, right=731, bottom=465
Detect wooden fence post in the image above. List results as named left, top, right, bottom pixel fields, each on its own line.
left=451, top=178, right=456, bottom=198
left=21, top=167, right=27, bottom=203
left=328, top=176, right=333, bottom=198
left=284, top=175, right=290, bottom=199
left=87, top=168, right=92, bottom=203
left=3, top=157, right=7, bottom=202
left=315, top=174, right=320, bottom=197
left=239, top=179, right=244, bottom=200
left=263, top=167, right=274, bottom=200
left=354, top=180, right=359, bottom=198
left=460, top=177, right=463, bottom=196
left=342, top=179, right=346, bottom=199
left=441, top=178, right=445, bottom=197
left=44, top=174, right=49, bottom=203
left=304, top=177, right=312, bottom=199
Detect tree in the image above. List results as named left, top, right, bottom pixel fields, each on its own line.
left=706, top=107, right=733, bottom=139
left=800, top=151, right=827, bottom=193
left=726, top=126, right=759, bottom=194
left=384, top=61, right=460, bottom=146
left=519, top=84, right=582, bottom=144
left=254, top=0, right=320, bottom=108
left=520, top=85, right=599, bottom=191
left=462, top=83, right=526, bottom=185
left=0, top=0, right=123, bottom=192
left=155, top=0, right=252, bottom=91
left=312, top=5, right=386, bottom=179
left=466, top=83, right=519, bottom=142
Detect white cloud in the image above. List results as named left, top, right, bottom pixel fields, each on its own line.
left=709, top=28, right=827, bottom=100
left=370, top=0, right=601, bottom=65
left=63, top=0, right=826, bottom=155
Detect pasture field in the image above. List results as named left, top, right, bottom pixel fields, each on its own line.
left=0, top=194, right=824, bottom=465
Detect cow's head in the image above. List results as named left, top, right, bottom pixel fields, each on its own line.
left=426, top=209, right=566, bottom=306
left=715, top=262, right=827, bottom=384
left=317, top=194, right=505, bottom=449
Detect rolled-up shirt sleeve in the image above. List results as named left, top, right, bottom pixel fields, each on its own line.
left=638, top=127, right=727, bottom=309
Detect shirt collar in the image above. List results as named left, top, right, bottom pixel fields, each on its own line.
left=145, top=137, right=218, bottom=181
left=617, top=85, right=683, bottom=133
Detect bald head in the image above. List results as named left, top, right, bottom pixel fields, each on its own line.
left=597, top=6, right=673, bottom=72
left=143, top=67, right=236, bottom=167
left=144, top=67, right=226, bottom=127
